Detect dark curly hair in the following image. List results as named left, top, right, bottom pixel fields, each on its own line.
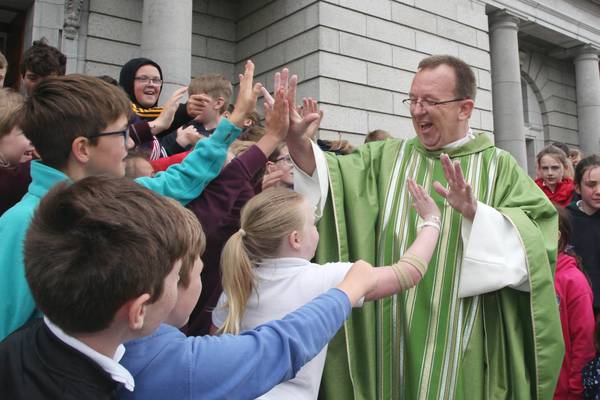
left=20, top=38, right=66, bottom=77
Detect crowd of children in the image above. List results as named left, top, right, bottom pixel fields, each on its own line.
left=0, top=39, right=599, bottom=399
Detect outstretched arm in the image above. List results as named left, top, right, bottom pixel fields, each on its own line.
left=366, top=179, right=441, bottom=300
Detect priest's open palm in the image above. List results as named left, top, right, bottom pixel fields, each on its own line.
left=433, top=154, right=477, bottom=221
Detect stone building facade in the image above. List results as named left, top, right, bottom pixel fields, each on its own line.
left=2, top=0, right=599, bottom=174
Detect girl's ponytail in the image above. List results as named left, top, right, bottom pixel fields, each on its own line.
left=219, top=229, right=254, bottom=334
left=218, top=188, right=307, bottom=334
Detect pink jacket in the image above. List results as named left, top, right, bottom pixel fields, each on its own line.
left=554, top=252, right=596, bottom=399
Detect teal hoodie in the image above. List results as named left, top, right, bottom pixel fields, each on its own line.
left=0, top=118, right=240, bottom=340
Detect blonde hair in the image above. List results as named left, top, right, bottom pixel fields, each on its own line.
left=219, top=188, right=306, bottom=334
left=176, top=205, right=206, bottom=289
left=162, top=198, right=206, bottom=288
left=0, top=89, right=24, bottom=138
left=188, top=74, right=233, bottom=114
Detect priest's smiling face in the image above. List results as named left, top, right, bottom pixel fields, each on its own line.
left=408, top=64, right=473, bottom=150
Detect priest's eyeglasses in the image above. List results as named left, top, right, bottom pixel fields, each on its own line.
left=402, top=98, right=466, bottom=109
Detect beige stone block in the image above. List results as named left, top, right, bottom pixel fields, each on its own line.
left=366, top=16, right=415, bottom=48
left=319, top=2, right=366, bottom=36
left=340, top=32, right=393, bottom=65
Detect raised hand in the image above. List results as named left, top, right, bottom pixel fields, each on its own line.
left=263, top=88, right=289, bottom=142
left=229, top=60, right=262, bottom=128
left=152, top=86, right=188, bottom=134
left=433, top=154, right=477, bottom=221
left=301, top=98, right=323, bottom=140
left=287, top=75, right=320, bottom=140
left=407, top=179, right=440, bottom=220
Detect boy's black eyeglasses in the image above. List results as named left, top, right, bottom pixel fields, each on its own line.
left=88, top=129, right=130, bottom=146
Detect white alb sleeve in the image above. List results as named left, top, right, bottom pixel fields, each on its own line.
left=458, top=202, right=530, bottom=298
left=292, top=140, right=330, bottom=220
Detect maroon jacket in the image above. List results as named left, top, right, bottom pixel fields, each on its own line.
left=554, top=252, right=596, bottom=399
left=183, top=144, right=266, bottom=336
left=0, top=161, right=32, bottom=216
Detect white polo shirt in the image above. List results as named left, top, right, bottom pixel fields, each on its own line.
left=212, top=257, right=362, bottom=400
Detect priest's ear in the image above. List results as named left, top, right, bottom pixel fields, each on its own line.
left=458, top=98, right=475, bottom=121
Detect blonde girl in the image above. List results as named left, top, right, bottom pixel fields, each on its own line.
left=212, top=181, right=441, bottom=400
left=535, top=145, right=575, bottom=207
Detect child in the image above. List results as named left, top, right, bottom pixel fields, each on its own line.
left=19, top=38, right=66, bottom=95
left=0, top=89, right=34, bottom=215
left=212, top=182, right=441, bottom=399
left=0, top=60, right=259, bottom=340
left=0, top=176, right=191, bottom=398
left=119, top=57, right=194, bottom=159
left=536, top=145, right=575, bottom=207
left=567, top=155, right=600, bottom=311
left=119, top=195, right=381, bottom=399
left=571, top=149, right=583, bottom=168
left=160, top=74, right=233, bottom=155
left=553, top=205, right=595, bottom=399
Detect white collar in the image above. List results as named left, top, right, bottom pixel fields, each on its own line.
left=44, top=317, right=135, bottom=392
left=257, top=257, right=310, bottom=268
left=442, top=128, right=476, bottom=149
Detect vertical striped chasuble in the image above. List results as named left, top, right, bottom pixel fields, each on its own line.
left=315, top=134, right=564, bottom=400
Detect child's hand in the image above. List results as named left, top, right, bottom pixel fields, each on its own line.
left=261, top=169, right=285, bottom=191
left=230, top=60, right=262, bottom=128
left=263, top=88, right=289, bottom=142
left=336, top=260, right=377, bottom=306
left=408, top=179, right=440, bottom=220
left=176, top=125, right=202, bottom=148
left=152, top=86, right=188, bottom=134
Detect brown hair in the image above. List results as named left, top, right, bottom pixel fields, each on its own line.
left=0, top=89, right=24, bottom=138
left=575, top=155, right=600, bottom=188
left=20, top=38, right=66, bottom=77
left=24, top=176, right=189, bottom=334
left=219, top=188, right=307, bottom=334
left=536, top=145, right=569, bottom=169
left=171, top=201, right=206, bottom=288
left=418, top=55, right=477, bottom=101
left=238, top=126, right=264, bottom=142
left=19, top=74, right=130, bottom=169
left=555, top=203, right=589, bottom=283
left=320, top=139, right=355, bottom=155
left=188, top=74, right=233, bottom=114
left=364, top=129, right=392, bottom=143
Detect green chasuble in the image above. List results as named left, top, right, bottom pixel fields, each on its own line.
left=316, top=134, right=564, bottom=400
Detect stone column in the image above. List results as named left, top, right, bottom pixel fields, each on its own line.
left=141, top=0, right=192, bottom=102
left=574, top=45, right=600, bottom=156
left=489, top=11, right=528, bottom=169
